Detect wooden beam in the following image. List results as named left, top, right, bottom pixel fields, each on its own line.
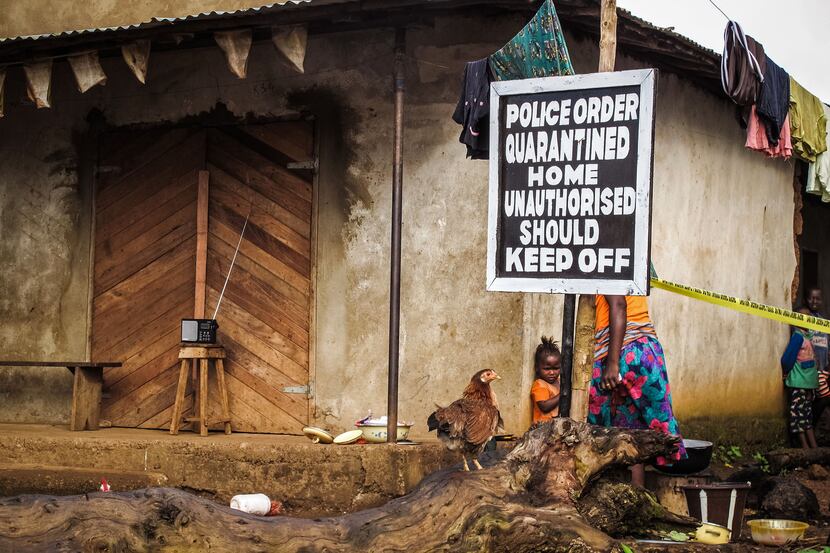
left=194, top=170, right=209, bottom=318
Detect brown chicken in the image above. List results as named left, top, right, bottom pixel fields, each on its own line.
left=427, top=369, right=502, bottom=471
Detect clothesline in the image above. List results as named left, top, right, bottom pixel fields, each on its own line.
left=706, top=0, right=731, bottom=22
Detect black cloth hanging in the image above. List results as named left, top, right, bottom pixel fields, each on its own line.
left=755, top=56, right=790, bottom=146
left=452, top=58, right=492, bottom=160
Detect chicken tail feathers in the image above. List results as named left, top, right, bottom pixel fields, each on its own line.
left=427, top=411, right=439, bottom=432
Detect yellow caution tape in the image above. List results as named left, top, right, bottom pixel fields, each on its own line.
left=650, top=277, right=830, bottom=334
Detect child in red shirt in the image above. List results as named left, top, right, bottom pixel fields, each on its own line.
left=531, top=336, right=561, bottom=424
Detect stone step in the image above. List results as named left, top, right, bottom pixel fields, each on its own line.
left=0, top=463, right=168, bottom=497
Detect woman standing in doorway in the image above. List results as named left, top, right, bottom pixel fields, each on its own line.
left=587, top=295, right=685, bottom=487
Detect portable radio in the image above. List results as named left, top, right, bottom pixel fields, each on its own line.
left=181, top=319, right=219, bottom=344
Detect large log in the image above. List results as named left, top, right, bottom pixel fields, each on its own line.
left=767, top=446, right=830, bottom=473
left=0, top=419, right=679, bottom=553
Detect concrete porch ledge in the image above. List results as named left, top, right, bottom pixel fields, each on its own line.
left=0, top=424, right=458, bottom=516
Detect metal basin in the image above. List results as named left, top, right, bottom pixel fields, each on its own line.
left=652, top=438, right=713, bottom=475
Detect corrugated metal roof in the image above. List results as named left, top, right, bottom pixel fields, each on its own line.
left=618, top=6, right=719, bottom=60
left=0, top=0, right=724, bottom=93
left=0, top=1, right=311, bottom=44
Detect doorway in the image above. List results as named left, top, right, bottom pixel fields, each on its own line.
left=90, top=120, right=315, bottom=433
left=796, top=174, right=830, bottom=309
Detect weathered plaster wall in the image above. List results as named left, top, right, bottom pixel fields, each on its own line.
left=0, top=11, right=796, bottom=441
left=647, top=69, right=795, bottom=423
left=0, top=0, right=290, bottom=39
left=0, top=77, right=94, bottom=422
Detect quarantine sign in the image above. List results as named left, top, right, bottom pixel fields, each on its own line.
left=486, top=69, right=657, bottom=295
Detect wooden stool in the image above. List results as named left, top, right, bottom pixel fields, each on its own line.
left=170, top=345, right=232, bottom=436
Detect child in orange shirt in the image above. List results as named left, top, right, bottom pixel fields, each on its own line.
left=531, top=336, right=561, bottom=424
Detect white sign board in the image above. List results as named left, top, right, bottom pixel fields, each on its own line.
left=486, top=69, right=657, bottom=295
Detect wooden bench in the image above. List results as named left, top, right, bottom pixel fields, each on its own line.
left=0, top=361, right=121, bottom=431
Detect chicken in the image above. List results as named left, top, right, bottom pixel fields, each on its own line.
left=427, top=369, right=502, bottom=471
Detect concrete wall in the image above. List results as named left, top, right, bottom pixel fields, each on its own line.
left=0, top=11, right=796, bottom=443
left=0, top=0, right=288, bottom=39
left=645, top=67, right=795, bottom=442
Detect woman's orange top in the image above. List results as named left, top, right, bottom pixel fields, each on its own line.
left=595, top=295, right=652, bottom=332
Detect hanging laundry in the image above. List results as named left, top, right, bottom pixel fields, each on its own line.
left=215, top=30, right=253, bottom=79
left=720, top=21, right=765, bottom=106
left=452, top=59, right=492, bottom=160
left=122, top=40, right=151, bottom=84
left=806, top=104, right=830, bottom=202
left=489, top=0, right=574, bottom=81
left=745, top=105, right=792, bottom=159
left=452, top=0, right=575, bottom=159
left=790, top=77, right=828, bottom=162
left=23, top=60, right=52, bottom=109
left=67, top=51, right=107, bottom=93
left=755, top=56, right=789, bottom=146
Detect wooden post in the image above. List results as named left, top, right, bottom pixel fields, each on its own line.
left=69, top=366, right=104, bottom=431
left=194, top=170, right=209, bottom=318
left=570, top=0, right=617, bottom=421
left=598, top=0, right=617, bottom=73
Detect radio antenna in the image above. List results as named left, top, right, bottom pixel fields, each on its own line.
left=212, top=210, right=250, bottom=319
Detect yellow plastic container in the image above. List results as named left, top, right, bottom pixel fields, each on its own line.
left=694, top=522, right=731, bottom=544
left=748, top=519, right=808, bottom=546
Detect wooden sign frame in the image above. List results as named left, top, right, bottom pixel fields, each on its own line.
left=486, top=69, right=657, bottom=296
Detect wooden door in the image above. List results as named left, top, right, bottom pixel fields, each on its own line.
left=92, top=121, right=314, bottom=433
left=204, top=124, right=313, bottom=433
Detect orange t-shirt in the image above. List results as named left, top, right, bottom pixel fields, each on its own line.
left=531, top=378, right=560, bottom=423
left=595, top=295, right=652, bottom=332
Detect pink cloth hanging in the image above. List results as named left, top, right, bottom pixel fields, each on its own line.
left=746, top=105, right=792, bottom=159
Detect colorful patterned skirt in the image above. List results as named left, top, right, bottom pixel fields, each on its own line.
left=588, top=335, right=685, bottom=464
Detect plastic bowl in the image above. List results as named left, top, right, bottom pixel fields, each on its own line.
left=356, top=423, right=411, bottom=443
left=748, top=519, right=808, bottom=546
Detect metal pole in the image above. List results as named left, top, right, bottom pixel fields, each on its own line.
left=387, top=28, right=406, bottom=443
left=559, top=294, right=575, bottom=417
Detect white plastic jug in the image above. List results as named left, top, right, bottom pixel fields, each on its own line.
left=230, top=493, right=271, bottom=515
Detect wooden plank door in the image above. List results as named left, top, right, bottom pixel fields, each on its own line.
left=93, top=128, right=204, bottom=428
left=204, top=122, right=313, bottom=433
left=92, top=121, right=314, bottom=433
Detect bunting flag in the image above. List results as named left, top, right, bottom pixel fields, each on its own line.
left=67, top=51, right=107, bottom=93
left=214, top=30, right=252, bottom=79
left=23, top=60, right=52, bottom=108
left=272, top=25, right=308, bottom=74
left=0, top=68, right=5, bottom=117
left=121, top=40, right=151, bottom=84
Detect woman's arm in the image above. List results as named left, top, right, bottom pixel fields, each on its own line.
left=536, top=396, right=560, bottom=413
left=602, top=295, right=627, bottom=390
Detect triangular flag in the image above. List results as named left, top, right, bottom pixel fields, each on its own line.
left=23, top=60, right=52, bottom=108
left=121, top=40, right=151, bottom=84
left=68, top=51, right=107, bottom=93
left=272, top=25, right=307, bottom=74
left=0, top=68, right=5, bottom=117
left=214, top=30, right=252, bottom=79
